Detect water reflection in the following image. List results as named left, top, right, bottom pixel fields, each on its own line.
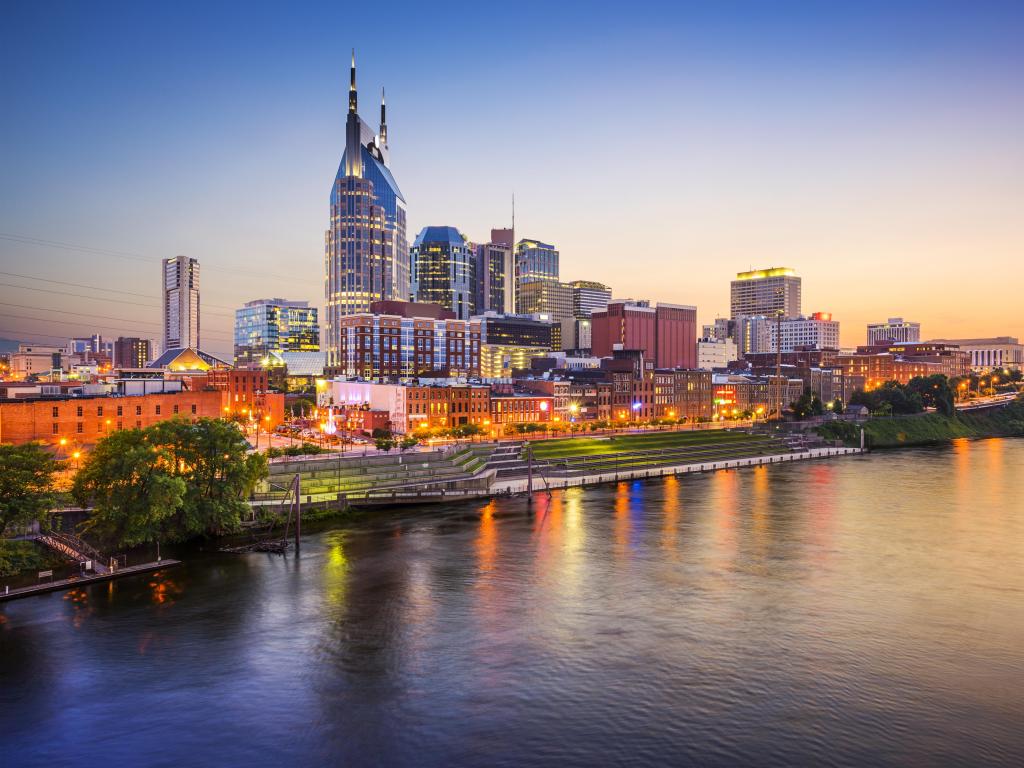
left=2, top=439, right=1023, bottom=768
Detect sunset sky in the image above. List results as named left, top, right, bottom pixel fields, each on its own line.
left=2, top=1, right=1021, bottom=358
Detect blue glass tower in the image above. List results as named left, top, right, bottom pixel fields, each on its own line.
left=325, top=52, right=410, bottom=374
left=411, top=226, right=477, bottom=320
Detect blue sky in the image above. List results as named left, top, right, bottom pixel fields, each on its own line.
left=2, top=1, right=1022, bottom=357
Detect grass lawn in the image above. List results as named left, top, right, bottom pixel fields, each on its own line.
left=530, top=429, right=770, bottom=459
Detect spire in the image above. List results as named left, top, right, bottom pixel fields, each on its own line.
left=379, top=87, right=387, bottom=144
left=348, top=49, right=357, bottom=114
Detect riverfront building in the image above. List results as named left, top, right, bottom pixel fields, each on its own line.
left=233, top=299, right=320, bottom=366
left=411, top=226, right=477, bottom=320
left=325, top=53, right=409, bottom=375
left=927, top=336, right=1023, bottom=372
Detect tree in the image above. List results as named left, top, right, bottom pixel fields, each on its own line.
left=288, top=398, right=314, bottom=418
left=810, top=395, right=825, bottom=416
left=374, top=435, right=396, bottom=452
left=832, top=398, right=844, bottom=414
left=0, top=443, right=60, bottom=537
left=150, top=418, right=267, bottom=539
left=73, top=430, right=186, bottom=548
left=399, top=435, right=419, bottom=451
left=791, top=389, right=815, bottom=420
left=906, top=374, right=955, bottom=416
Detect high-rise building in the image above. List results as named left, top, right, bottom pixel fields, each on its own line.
left=730, top=267, right=801, bottom=320
left=411, top=226, right=476, bottom=320
left=325, top=53, right=410, bottom=375
left=867, top=317, right=921, bottom=345
left=476, top=228, right=515, bottom=314
left=514, top=239, right=558, bottom=310
left=113, top=337, right=153, bottom=368
left=590, top=300, right=697, bottom=369
left=771, top=312, right=840, bottom=353
left=735, top=315, right=774, bottom=356
left=162, top=255, right=200, bottom=350
left=517, top=280, right=573, bottom=323
left=570, top=280, right=612, bottom=319
left=234, top=299, right=320, bottom=366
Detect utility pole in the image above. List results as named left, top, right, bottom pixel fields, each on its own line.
left=525, top=442, right=533, bottom=506
left=292, top=473, right=301, bottom=552
left=775, top=312, right=783, bottom=421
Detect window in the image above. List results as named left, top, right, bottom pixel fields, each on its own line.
left=136, top=420, right=142, bottom=429
left=117, top=406, right=123, bottom=416
left=97, top=406, right=103, bottom=416
left=173, top=404, right=179, bottom=414
left=155, top=405, right=161, bottom=415
left=77, top=423, right=83, bottom=433
left=76, top=406, right=83, bottom=417
left=191, top=404, right=197, bottom=414
left=52, top=406, right=59, bottom=418
left=52, top=423, right=59, bottom=434
left=136, top=405, right=142, bottom=416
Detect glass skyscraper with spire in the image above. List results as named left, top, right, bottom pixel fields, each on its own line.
left=324, top=52, right=410, bottom=375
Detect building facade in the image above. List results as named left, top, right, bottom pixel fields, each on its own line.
left=411, top=226, right=477, bottom=320
left=516, top=280, right=573, bottom=327
left=770, top=312, right=840, bottom=352
left=234, top=299, right=320, bottom=366
left=697, top=338, right=738, bottom=370
left=514, top=239, right=558, bottom=309
left=113, top=337, right=152, bottom=369
left=570, top=280, right=612, bottom=319
left=590, top=300, right=697, bottom=369
left=162, top=255, right=200, bottom=350
left=868, top=317, right=921, bottom=345
left=325, top=54, right=410, bottom=373
left=476, top=228, right=516, bottom=314
left=927, top=337, right=1022, bottom=372
left=730, top=267, right=801, bottom=320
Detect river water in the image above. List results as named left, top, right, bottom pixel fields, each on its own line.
left=2, top=439, right=1022, bottom=767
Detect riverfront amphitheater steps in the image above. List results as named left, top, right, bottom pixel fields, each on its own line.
left=254, top=444, right=498, bottom=504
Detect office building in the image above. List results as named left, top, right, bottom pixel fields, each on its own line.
left=325, top=53, right=410, bottom=373
left=476, top=228, right=516, bottom=314
left=570, top=280, right=612, bottom=319
left=234, top=299, right=320, bottom=366
left=332, top=308, right=481, bottom=380
left=868, top=318, right=921, bottom=345
left=730, top=267, right=801, bottom=320
left=113, top=337, right=152, bottom=369
left=514, top=239, right=558, bottom=309
left=476, top=312, right=553, bottom=349
left=163, top=255, right=200, bottom=350
left=771, top=312, right=840, bottom=353
left=411, top=226, right=476, bottom=320
left=517, top=280, right=573, bottom=323
left=697, top=338, right=738, bottom=370
left=591, top=300, right=697, bottom=369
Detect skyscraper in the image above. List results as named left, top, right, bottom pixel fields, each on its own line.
left=234, top=299, right=320, bottom=366
left=514, top=239, right=558, bottom=311
left=569, top=280, right=612, bottom=319
left=476, top=227, right=515, bottom=314
left=411, top=226, right=477, bottom=320
left=113, top=337, right=152, bottom=368
left=162, top=255, right=200, bottom=350
left=730, top=267, right=801, bottom=319
left=325, top=52, right=409, bottom=375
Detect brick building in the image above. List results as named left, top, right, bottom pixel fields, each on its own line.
left=0, top=388, right=225, bottom=446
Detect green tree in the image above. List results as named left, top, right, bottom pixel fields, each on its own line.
left=151, top=418, right=267, bottom=539
left=73, top=430, right=186, bottom=547
left=288, top=398, right=314, bottom=418
left=832, top=398, right=844, bottom=414
left=810, top=395, right=825, bottom=416
left=374, top=435, right=396, bottom=452
left=0, top=443, right=60, bottom=537
left=906, top=374, right=955, bottom=416
left=399, top=435, right=419, bottom=451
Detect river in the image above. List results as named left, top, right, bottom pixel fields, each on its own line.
left=2, top=439, right=1022, bottom=767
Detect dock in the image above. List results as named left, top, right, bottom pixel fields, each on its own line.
left=0, top=559, right=182, bottom=603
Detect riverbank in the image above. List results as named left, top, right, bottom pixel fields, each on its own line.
left=863, top=399, right=1024, bottom=448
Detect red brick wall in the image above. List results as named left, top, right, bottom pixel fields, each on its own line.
left=0, top=390, right=226, bottom=447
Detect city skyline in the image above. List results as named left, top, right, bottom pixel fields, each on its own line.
left=2, top=2, right=1023, bottom=358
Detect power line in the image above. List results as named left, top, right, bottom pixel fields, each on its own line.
left=0, top=302, right=235, bottom=341
left=0, top=273, right=237, bottom=315
left=0, top=311, right=235, bottom=342
left=0, top=281, right=234, bottom=319
left=0, top=232, right=320, bottom=287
